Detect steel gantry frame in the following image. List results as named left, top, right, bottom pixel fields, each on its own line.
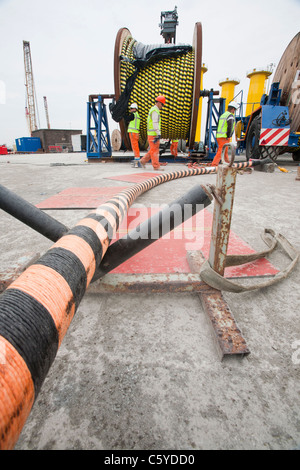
left=87, top=94, right=114, bottom=160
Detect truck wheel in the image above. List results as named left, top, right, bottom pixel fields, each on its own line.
left=292, top=149, right=300, bottom=161
left=246, top=116, right=261, bottom=160
left=259, top=145, right=280, bottom=161
left=246, top=115, right=279, bottom=161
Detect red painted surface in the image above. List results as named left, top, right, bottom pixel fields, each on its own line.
left=36, top=187, right=278, bottom=278
left=36, top=187, right=130, bottom=209
left=112, top=208, right=279, bottom=278
left=105, top=172, right=160, bottom=183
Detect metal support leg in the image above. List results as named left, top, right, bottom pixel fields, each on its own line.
left=194, top=144, right=250, bottom=359
left=208, top=143, right=237, bottom=275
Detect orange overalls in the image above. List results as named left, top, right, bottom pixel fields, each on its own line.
left=129, top=132, right=140, bottom=160
left=127, top=111, right=141, bottom=164
left=141, top=136, right=160, bottom=169
left=170, top=139, right=179, bottom=157
left=211, top=138, right=230, bottom=166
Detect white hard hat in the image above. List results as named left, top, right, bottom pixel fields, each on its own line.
left=228, top=101, right=239, bottom=109
left=130, top=103, right=138, bottom=109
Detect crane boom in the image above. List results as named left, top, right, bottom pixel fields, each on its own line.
left=23, top=40, right=38, bottom=135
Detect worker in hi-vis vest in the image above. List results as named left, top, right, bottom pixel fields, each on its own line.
left=125, top=103, right=141, bottom=167
left=140, top=95, right=167, bottom=170
left=211, top=101, right=239, bottom=166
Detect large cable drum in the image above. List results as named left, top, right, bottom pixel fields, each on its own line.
left=113, top=23, right=202, bottom=150
left=272, top=32, right=300, bottom=133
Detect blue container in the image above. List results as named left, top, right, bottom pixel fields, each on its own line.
left=15, top=137, right=42, bottom=152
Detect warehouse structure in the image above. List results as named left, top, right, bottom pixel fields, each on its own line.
left=32, top=128, right=82, bottom=153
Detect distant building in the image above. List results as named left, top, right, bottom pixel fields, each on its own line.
left=32, top=129, right=82, bottom=152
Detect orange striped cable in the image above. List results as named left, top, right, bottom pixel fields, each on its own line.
left=7, top=265, right=75, bottom=345
left=95, top=202, right=123, bottom=222
left=93, top=208, right=118, bottom=232
left=75, top=218, right=110, bottom=255
left=0, top=165, right=230, bottom=449
left=107, top=197, right=129, bottom=216
left=0, top=336, right=35, bottom=450
left=52, top=234, right=96, bottom=286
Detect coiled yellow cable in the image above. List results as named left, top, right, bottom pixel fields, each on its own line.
left=120, top=34, right=195, bottom=147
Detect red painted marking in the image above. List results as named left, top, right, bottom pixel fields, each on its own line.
left=260, top=128, right=289, bottom=146
left=36, top=189, right=278, bottom=278
left=261, top=128, right=282, bottom=142
left=272, top=129, right=290, bottom=146
left=36, top=187, right=130, bottom=209
left=112, top=208, right=279, bottom=279
left=260, top=128, right=275, bottom=140
left=105, top=173, right=160, bottom=183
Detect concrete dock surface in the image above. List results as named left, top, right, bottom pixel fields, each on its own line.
left=0, top=151, right=299, bottom=450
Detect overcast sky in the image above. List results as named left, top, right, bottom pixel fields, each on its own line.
left=0, top=0, right=299, bottom=147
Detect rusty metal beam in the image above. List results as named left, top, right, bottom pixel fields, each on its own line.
left=198, top=286, right=250, bottom=359
left=88, top=94, right=115, bottom=102
left=187, top=250, right=250, bottom=359
left=88, top=272, right=210, bottom=294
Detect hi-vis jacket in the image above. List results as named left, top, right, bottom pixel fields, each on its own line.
left=127, top=112, right=140, bottom=134
left=216, top=111, right=235, bottom=138
left=147, top=105, right=161, bottom=136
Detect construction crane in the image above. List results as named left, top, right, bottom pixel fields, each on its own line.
left=43, top=96, right=51, bottom=129
left=23, top=40, right=39, bottom=136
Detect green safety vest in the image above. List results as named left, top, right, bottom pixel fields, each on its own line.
left=147, top=106, right=161, bottom=136
left=128, top=112, right=140, bottom=133
left=216, top=111, right=235, bottom=138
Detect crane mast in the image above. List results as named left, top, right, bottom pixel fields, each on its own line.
left=23, top=40, right=38, bottom=135
left=43, top=96, right=50, bottom=129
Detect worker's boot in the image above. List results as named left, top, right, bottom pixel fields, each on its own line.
left=133, top=159, right=141, bottom=168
